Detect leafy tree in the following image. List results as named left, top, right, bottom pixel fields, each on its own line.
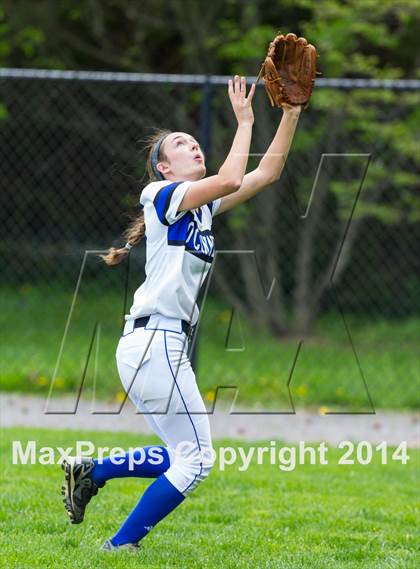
left=1, top=0, right=419, bottom=334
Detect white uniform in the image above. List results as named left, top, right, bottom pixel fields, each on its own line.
left=116, top=180, right=221, bottom=495
left=127, top=180, right=221, bottom=326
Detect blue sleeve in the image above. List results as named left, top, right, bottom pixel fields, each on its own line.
left=152, top=181, right=190, bottom=225
left=207, top=198, right=222, bottom=216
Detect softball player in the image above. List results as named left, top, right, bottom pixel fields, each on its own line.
left=61, top=76, right=301, bottom=551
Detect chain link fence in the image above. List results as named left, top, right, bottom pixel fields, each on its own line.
left=1, top=69, right=419, bottom=411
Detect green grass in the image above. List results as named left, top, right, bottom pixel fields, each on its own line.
left=1, top=284, right=419, bottom=410
left=0, top=427, right=419, bottom=568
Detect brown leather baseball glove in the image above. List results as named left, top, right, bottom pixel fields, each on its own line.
left=258, top=32, right=318, bottom=108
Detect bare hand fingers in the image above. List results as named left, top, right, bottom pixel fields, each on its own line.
left=234, top=75, right=240, bottom=96
left=246, top=82, right=256, bottom=102
left=240, top=76, right=246, bottom=97
left=228, top=78, right=234, bottom=98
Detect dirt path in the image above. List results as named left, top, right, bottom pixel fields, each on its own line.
left=1, top=393, right=419, bottom=447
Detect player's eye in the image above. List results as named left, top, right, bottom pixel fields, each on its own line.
left=176, top=141, right=185, bottom=146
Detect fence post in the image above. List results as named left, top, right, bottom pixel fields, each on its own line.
left=199, top=76, right=213, bottom=155
left=189, top=77, right=214, bottom=375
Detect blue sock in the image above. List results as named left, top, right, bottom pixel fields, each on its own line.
left=91, top=446, right=170, bottom=485
left=111, top=474, right=185, bottom=546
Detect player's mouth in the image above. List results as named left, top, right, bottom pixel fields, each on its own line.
left=193, top=154, right=203, bottom=163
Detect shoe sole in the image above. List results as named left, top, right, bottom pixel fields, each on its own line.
left=61, top=459, right=82, bottom=524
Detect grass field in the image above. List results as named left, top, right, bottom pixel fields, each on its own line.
left=1, top=284, right=419, bottom=410
left=0, top=427, right=419, bottom=568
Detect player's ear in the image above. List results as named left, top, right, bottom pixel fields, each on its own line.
left=156, top=161, right=170, bottom=176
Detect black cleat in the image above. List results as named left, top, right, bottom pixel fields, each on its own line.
left=61, top=457, right=104, bottom=524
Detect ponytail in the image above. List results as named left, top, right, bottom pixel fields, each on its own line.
left=100, top=210, right=145, bottom=266
left=100, top=128, right=172, bottom=266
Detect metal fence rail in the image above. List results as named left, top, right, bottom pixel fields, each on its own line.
left=2, top=68, right=420, bottom=89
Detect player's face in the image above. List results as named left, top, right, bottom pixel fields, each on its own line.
left=158, top=132, right=206, bottom=181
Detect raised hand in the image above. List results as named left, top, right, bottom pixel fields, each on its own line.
left=228, top=75, right=256, bottom=126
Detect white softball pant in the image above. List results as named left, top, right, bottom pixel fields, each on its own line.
left=116, top=313, right=215, bottom=496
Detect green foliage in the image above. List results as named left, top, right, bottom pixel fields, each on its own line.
left=15, top=26, right=44, bottom=57
left=294, top=83, right=420, bottom=226
left=1, top=0, right=418, bottom=77
left=226, top=201, right=253, bottom=231
left=0, top=102, right=8, bottom=120
left=0, top=7, right=11, bottom=61
left=403, top=193, right=420, bottom=223
left=297, top=0, right=418, bottom=78
left=215, top=24, right=276, bottom=61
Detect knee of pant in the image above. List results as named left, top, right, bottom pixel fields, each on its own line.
left=195, top=447, right=216, bottom=484
left=174, top=446, right=216, bottom=490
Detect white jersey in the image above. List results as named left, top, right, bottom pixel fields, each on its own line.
left=126, top=180, right=221, bottom=326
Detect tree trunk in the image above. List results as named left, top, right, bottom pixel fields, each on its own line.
left=291, top=111, right=345, bottom=335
